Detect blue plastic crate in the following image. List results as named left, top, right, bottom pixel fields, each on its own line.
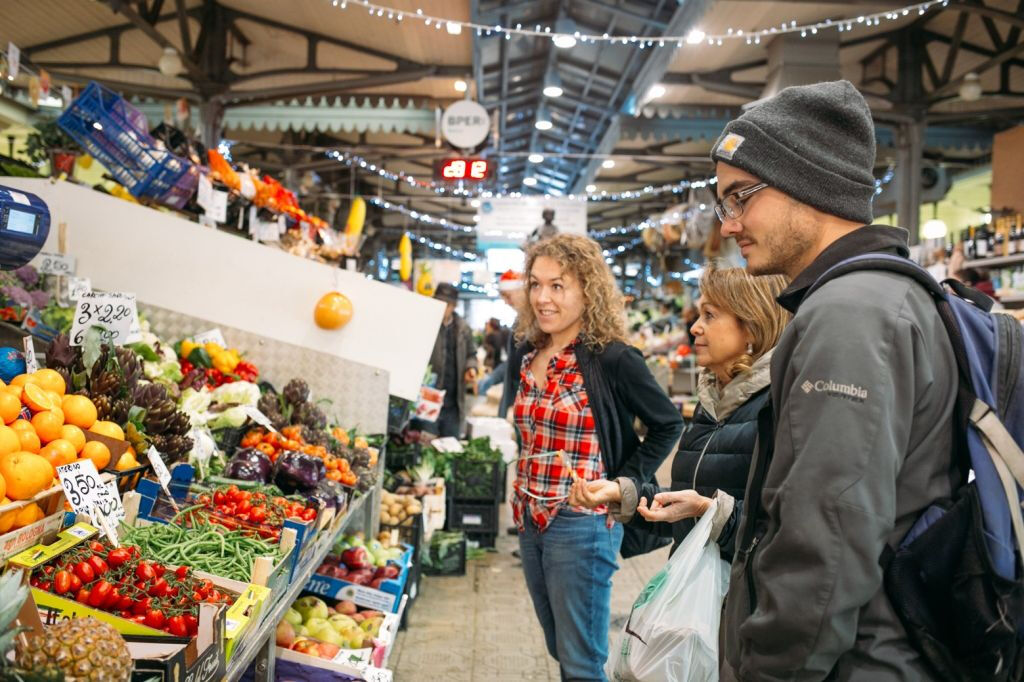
left=57, top=81, right=198, bottom=208
left=303, top=544, right=414, bottom=614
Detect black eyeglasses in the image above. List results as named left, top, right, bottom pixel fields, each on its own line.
left=714, top=183, right=768, bottom=222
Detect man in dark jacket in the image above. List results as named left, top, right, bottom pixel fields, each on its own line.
left=713, top=80, right=958, bottom=680
left=427, top=283, right=477, bottom=438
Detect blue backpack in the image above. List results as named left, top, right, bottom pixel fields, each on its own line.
left=811, top=253, right=1024, bottom=681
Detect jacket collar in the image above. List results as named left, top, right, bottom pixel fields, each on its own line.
left=697, top=348, right=774, bottom=422
left=777, top=225, right=910, bottom=314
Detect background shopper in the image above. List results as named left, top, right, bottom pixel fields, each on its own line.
left=512, top=234, right=683, bottom=681
left=711, top=80, right=958, bottom=680
left=570, top=264, right=789, bottom=560
left=425, top=282, right=477, bottom=438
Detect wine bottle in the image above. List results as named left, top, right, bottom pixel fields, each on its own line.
left=975, top=224, right=991, bottom=258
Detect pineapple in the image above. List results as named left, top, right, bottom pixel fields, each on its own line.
left=0, top=570, right=59, bottom=682
left=16, top=616, right=132, bottom=681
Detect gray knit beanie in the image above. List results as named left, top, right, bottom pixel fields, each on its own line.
left=710, top=80, right=877, bottom=224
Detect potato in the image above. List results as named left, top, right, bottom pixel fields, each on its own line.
left=381, top=511, right=392, bottom=525
left=401, top=517, right=412, bottom=527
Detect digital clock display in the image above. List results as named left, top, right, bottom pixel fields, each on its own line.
left=434, top=158, right=490, bottom=182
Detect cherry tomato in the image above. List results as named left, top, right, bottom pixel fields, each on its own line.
left=148, top=578, right=169, bottom=598
left=184, top=614, right=199, bottom=636
left=236, top=499, right=251, bottom=514
left=152, top=563, right=165, bottom=579
left=213, top=491, right=226, bottom=505
left=167, top=615, right=188, bottom=637
left=73, top=562, right=95, bottom=584
left=248, top=505, right=267, bottom=523
left=54, top=570, right=72, bottom=595
left=117, top=595, right=133, bottom=611
left=144, top=609, right=166, bottom=629
left=42, top=565, right=54, bottom=576
left=131, top=615, right=146, bottom=624
left=36, top=581, right=51, bottom=591
left=135, top=563, right=156, bottom=582
left=103, top=587, right=122, bottom=610
left=68, top=574, right=82, bottom=592
left=132, top=597, right=153, bottom=616
left=107, top=548, right=131, bottom=567
left=174, top=565, right=189, bottom=580
left=89, top=541, right=106, bottom=553
left=301, top=507, right=317, bottom=521
left=87, top=556, right=109, bottom=576
left=88, top=580, right=111, bottom=608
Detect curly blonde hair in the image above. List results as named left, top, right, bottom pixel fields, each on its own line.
left=699, top=261, right=790, bottom=378
left=516, top=234, right=627, bottom=351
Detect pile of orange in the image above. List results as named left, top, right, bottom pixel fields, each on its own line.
left=0, top=369, right=137, bottom=534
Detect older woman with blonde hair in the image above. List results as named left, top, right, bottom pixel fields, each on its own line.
left=509, top=234, right=683, bottom=682
left=571, top=262, right=789, bottom=560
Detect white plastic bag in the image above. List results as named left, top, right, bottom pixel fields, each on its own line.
left=609, top=499, right=730, bottom=682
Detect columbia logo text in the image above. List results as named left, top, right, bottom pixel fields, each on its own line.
left=801, top=379, right=869, bottom=402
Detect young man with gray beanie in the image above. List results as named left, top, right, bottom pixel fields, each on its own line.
left=710, top=80, right=958, bottom=679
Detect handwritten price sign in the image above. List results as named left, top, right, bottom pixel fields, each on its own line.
left=69, top=292, right=138, bottom=346
left=56, top=460, right=122, bottom=544
left=37, top=252, right=76, bottom=276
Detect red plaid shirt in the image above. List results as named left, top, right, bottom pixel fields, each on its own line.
left=512, top=339, right=606, bottom=532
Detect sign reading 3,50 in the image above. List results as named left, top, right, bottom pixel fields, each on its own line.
left=69, top=292, right=138, bottom=346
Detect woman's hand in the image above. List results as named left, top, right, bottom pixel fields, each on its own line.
left=568, top=478, right=622, bottom=509
left=637, top=490, right=712, bottom=523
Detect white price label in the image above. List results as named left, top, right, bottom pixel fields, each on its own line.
left=105, top=481, right=126, bottom=522
left=67, top=277, right=91, bottom=301
left=210, top=190, right=228, bottom=223
left=431, top=437, right=463, bottom=453
left=239, top=174, right=256, bottom=200
left=242, top=406, right=278, bottom=433
left=69, top=292, right=138, bottom=346
left=61, top=85, right=72, bottom=104
left=56, top=459, right=105, bottom=515
left=38, top=252, right=76, bottom=276
left=199, top=214, right=217, bottom=229
left=196, top=174, right=214, bottom=210
left=257, top=220, right=279, bottom=242
left=146, top=446, right=171, bottom=488
left=21, top=337, right=37, bottom=373
left=193, top=328, right=226, bottom=348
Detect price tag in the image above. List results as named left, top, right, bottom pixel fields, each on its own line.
left=196, top=174, right=214, bottom=210
left=210, top=190, right=228, bottom=223
left=57, top=459, right=104, bottom=513
left=239, top=174, right=256, bottom=200
left=199, top=214, right=217, bottom=229
left=242, top=406, right=278, bottom=433
left=37, top=252, right=76, bottom=276
left=431, top=437, right=464, bottom=453
left=21, top=337, right=37, bottom=373
left=69, top=292, right=138, bottom=346
left=67, top=277, right=91, bottom=301
left=146, top=446, right=171, bottom=488
left=105, top=481, right=126, bottom=522
left=61, top=85, right=72, bottom=104
left=193, top=328, right=226, bottom=348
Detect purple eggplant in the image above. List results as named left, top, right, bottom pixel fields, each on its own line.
left=308, top=479, right=348, bottom=513
left=273, top=450, right=326, bottom=494
left=223, top=448, right=274, bottom=482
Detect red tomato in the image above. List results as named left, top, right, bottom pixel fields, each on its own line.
left=144, top=609, right=166, bottom=629
left=87, top=556, right=109, bottom=576
left=73, top=562, right=95, bottom=584
left=54, top=570, right=71, bottom=595
left=167, top=615, right=188, bottom=637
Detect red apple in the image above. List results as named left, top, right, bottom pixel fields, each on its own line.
left=317, top=641, right=341, bottom=659
left=291, top=639, right=320, bottom=656
left=370, top=578, right=385, bottom=589
left=341, top=547, right=371, bottom=570
left=337, top=600, right=357, bottom=616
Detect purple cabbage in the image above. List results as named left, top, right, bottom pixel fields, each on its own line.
left=29, top=290, right=50, bottom=308
left=223, top=447, right=273, bottom=483
left=1, top=286, right=31, bottom=307
left=273, top=450, right=325, bottom=494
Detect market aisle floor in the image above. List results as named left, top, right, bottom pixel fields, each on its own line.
left=390, top=507, right=671, bottom=681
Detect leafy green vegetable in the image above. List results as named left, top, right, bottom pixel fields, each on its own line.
left=187, top=347, right=212, bottom=369
left=128, top=342, right=160, bottom=362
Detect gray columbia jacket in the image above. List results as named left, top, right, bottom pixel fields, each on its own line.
left=722, top=226, right=959, bottom=681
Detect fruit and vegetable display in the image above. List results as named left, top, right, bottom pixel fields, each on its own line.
left=313, top=533, right=406, bottom=587
left=276, top=595, right=389, bottom=659
left=177, top=339, right=259, bottom=389
left=27, top=538, right=233, bottom=635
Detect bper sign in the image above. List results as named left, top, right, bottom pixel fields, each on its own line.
left=441, top=100, right=490, bottom=149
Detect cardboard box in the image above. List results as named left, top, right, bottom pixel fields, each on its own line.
left=303, top=544, right=413, bottom=613
left=223, top=584, right=271, bottom=661
left=125, top=602, right=227, bottom=682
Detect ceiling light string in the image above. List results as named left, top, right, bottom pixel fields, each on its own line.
left=368, top=196, right=477, bottom=236
left=403, top=230, right=478, bottom=261
left=329, top=0, right=948, bottom=47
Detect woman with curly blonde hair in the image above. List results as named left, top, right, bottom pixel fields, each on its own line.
left=509, top=234, right=684, bottom=681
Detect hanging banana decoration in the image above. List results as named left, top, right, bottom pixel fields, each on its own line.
left=399, top=233, right=412, bottom=282
left=344, top=196, right=366, bottom=256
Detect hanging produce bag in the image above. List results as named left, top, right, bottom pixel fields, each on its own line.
left=609, top=500, right=729, bottom=682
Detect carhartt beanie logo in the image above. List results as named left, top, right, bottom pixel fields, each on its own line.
left=711, top=80, right=877, bottom=225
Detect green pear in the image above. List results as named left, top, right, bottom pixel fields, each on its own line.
left=284, top=608, right=303, bottom=627
left=311, top=623, right=347, bottom=648
left=304, top=617, right=329, bottom=634
left=293, top=596, right=329, bottom=623
left=328, top=614, right=358, bottom=633
left=360, top=616, right=384, bottom=638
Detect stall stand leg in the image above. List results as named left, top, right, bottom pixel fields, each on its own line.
left=252, top=634, right=276, bottom=682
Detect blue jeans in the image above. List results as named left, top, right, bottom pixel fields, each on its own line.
left=519, top=510, right=624, bottom=681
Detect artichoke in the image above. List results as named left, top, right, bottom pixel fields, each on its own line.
left=283, top=378, right=310, bottom=407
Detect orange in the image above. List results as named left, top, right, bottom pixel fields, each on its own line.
left=22, top=383, right=55, bottom=413
left=49, top=406, right=64, bottom=424
left=314, top=291, right=354, bottom=330
left=89, top=421, right=125, bottom=441
left=80, top=441, right=111, bottom=470
left=31, top=369, right=66, bottom=396
left=16, top=430, right=40, bottom=454
left=46, top=391, right=62, bottom=410
left=40, top=440, right=76, bottom=474
left=0, top=452, right=54, bottom=499
left=11, top=502, right=43, bottom=529
left=9, top=419, right=33, bottom=433
left=62, top=395, right=97, bottom=429
left=9, top=374, right=32, bottom=388
left=114, top=451, right=139, bottom=471
left=31, top=411, right=63, bottom=444
left=0, top=498, right=15, bottom=533
left=60, top=425, right=86, bottom=453
left=0, top=426, right=19, bottom=456
left=0, top=393, right=20, bottom=425
left=4, top=386, right=22, bottom=401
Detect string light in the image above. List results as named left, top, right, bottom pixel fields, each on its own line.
left=367, top=196, right=476, bottom=235
left=601, top=237, right=645, bottom=257
left=329, top=0, right=948, bottom=47
left=404, top=231, right=478, bottom=261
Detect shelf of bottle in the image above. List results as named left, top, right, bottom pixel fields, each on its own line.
left=963, top=253, right=1024, bottom=269
left=999, top=292, right=1024, bottom=307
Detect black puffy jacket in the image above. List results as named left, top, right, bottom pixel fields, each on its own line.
left=627, top=355, right=772, bottom=561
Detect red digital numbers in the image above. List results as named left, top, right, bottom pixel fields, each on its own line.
left=435, top=158, right=490, bottom=182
